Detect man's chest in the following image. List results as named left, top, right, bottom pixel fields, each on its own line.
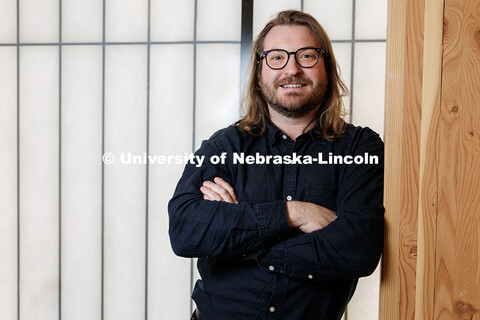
left=228, top=144, right=343, bottom=212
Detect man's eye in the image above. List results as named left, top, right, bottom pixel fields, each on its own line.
left=270, top=55, right=284, bottom=61
left=300, top=53, right=316, bottom=60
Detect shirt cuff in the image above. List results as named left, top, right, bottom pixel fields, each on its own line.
left=255, top=200, right=291, bottom=247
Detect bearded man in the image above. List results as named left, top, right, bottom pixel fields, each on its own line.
left=169, top=10, right=384, bottom=320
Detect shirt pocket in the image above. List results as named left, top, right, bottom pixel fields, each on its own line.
left=303, top=184, right=338, bottom=212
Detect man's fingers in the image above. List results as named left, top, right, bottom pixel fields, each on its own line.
left=213, top=177, right=238, bottom=203
left=202, top=180, right=236, bottom=203
left=200, top=186, right=222, bottom=201
left=203, top=194, right=212, bottom=201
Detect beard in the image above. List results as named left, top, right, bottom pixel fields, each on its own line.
left=259, top=76, right=327, bottom=118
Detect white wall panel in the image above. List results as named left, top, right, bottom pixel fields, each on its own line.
left=2, top=2, right=388, bottom=319
left=106, top=0, right=148, bottom=42
left=62, top=0, right=103, bottom=43
left=253, top=0, right=300, bottom=39
left=355, top=0, right=388, bottom=40
left=352, top=42, right=386, bottom=138
left=151, top=0, right=194, bottom=42
left=304, top=0, right=353, bottom=40
left=0, top=0, right=17, bottom=43
left=197, top=0, right=242, bottom=41
left=20, top=0, right=58, bottom=43
left=104, top=45, right=147, bottom=320
left=348, top=263, right=381, bottom=320
left=331, top=42, right=352, bottom=115
left=149, top=44, right=194, bottom=320
left=19, top=46, right=59, bottom=320
left=195, top=44, right=240, bottom=147
left=0, top=47, right=18, bottom=320
left=61, top=46, right=103, bottom=320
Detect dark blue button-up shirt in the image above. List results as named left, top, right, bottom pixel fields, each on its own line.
left=168, top=119, right=384, bottom=320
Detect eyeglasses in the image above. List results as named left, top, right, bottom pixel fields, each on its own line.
left=260, top=47, right=325, bottom=70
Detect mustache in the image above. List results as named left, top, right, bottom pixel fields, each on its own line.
left=275, top=77, right=312, bottom=87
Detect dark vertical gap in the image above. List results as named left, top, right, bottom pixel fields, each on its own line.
left=240, top=0, right=253, bottom=110
left=301, top=0, right=304, bottom=12
left=192, top=1, right=197, bottom=162
left=190, top=0, right=198, bottom=315
left=145, top=0, right=151, bottom=319
left=101, top=0, right=106, bottom=319
left=349, top=0, right=356, bottom=123
left=16, top=0, right=20, bottom=318
left=58, top=0, right=62, bottom=319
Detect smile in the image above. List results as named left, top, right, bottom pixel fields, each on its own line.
left=280, top=83, right=306, bottom=88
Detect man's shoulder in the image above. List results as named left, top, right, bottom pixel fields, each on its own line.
left=208, top=125, right=242, bottom=140
left=335, top=124, right=383, bottom=153
left=340, top=123, right=382, bottom=143
left=204, top=125, right=259, bottom=150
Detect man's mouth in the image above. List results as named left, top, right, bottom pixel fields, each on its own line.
left=280, top=83, right=306, bottom=88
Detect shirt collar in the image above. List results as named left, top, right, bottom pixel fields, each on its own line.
left=265, top=117, right=324, bottom=145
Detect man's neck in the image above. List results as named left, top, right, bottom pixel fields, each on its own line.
left=268, top=106, right=319, bottom=141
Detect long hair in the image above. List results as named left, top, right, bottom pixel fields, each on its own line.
left=235, top=10, right=348, bottom=140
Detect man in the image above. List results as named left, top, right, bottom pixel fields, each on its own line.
left=169, top=10, right=384, bottom=320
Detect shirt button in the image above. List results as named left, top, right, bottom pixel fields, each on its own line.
left=308, top=274, right=313, bottom=279
left=269, top=265, right=275, bottom=271
left=269, top=306, right=276, bottom=313
left=286, top=195, right=292, bottom=201
left=282, top=134, right=287, bottom=139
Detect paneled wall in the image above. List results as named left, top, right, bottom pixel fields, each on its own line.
left=0, top=1, right=386, bottom=319
left=381, top=0, right=480, bottom=318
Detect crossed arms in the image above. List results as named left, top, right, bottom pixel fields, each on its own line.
left=168, top=128, right=384, bottom=281
left=201, top=177, right=337, bottom=234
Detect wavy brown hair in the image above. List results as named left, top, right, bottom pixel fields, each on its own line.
left=235, top=10, right=348, bottom=140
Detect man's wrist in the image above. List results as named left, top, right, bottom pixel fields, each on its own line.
left=286, top=201, right=301, bottom=228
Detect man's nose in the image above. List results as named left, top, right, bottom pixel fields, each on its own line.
left=283, top=54, right=302, bottom=75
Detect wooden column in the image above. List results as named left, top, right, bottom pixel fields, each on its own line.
left=380, top=0, right=425, bottom=318
left=382, top=0, right=480, bottom=318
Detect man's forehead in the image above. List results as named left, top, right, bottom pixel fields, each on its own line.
left=262, top=24, right=321, bottom=51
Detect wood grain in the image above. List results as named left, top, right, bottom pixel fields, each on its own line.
left=381, top=0, right=407, bottom=317
left=434, top=0, right=480, bottom=318
left=382, top=0, right=480, bottom=319
left=381, top=0, right=424, bottom=318
left=415, top=0, right=445, bottom=319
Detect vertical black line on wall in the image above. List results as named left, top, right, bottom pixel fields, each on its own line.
left=145, top=0, right=151, bottom=319
left=192, top=1, right=198, bottom=161
left=190, top=0, right=198, bottom=315
left=240, top=0, right=253, bottom=106
left=58, top=0, right=63, bottom=319
left=101, top=0, right=106, bottom=319
left=349, top=0, right=356, bottom=123
left=300, top=0, right=304, bottom=12
left=16, top=0, right=20, bottom=318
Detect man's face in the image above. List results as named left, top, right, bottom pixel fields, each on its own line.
left=259, top=25, right=328, bottom=118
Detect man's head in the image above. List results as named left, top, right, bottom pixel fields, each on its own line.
left=236, top=10, right=347, bottom=139
left=259, top=24, right=328, bottom=120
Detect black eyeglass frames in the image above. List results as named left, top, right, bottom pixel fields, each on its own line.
left=260, top=47, right=325, bottom=70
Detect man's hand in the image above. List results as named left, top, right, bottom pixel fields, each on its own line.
left=200, top=178, right=336, bottom=234
left=286, top=201, right=337, bottom=233
left=200, top=177, right=238, bottom=204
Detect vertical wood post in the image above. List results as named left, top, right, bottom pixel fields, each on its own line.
left=381, top=0, right=425, bottom=318
left=382, top=0, right=480, bottom=318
